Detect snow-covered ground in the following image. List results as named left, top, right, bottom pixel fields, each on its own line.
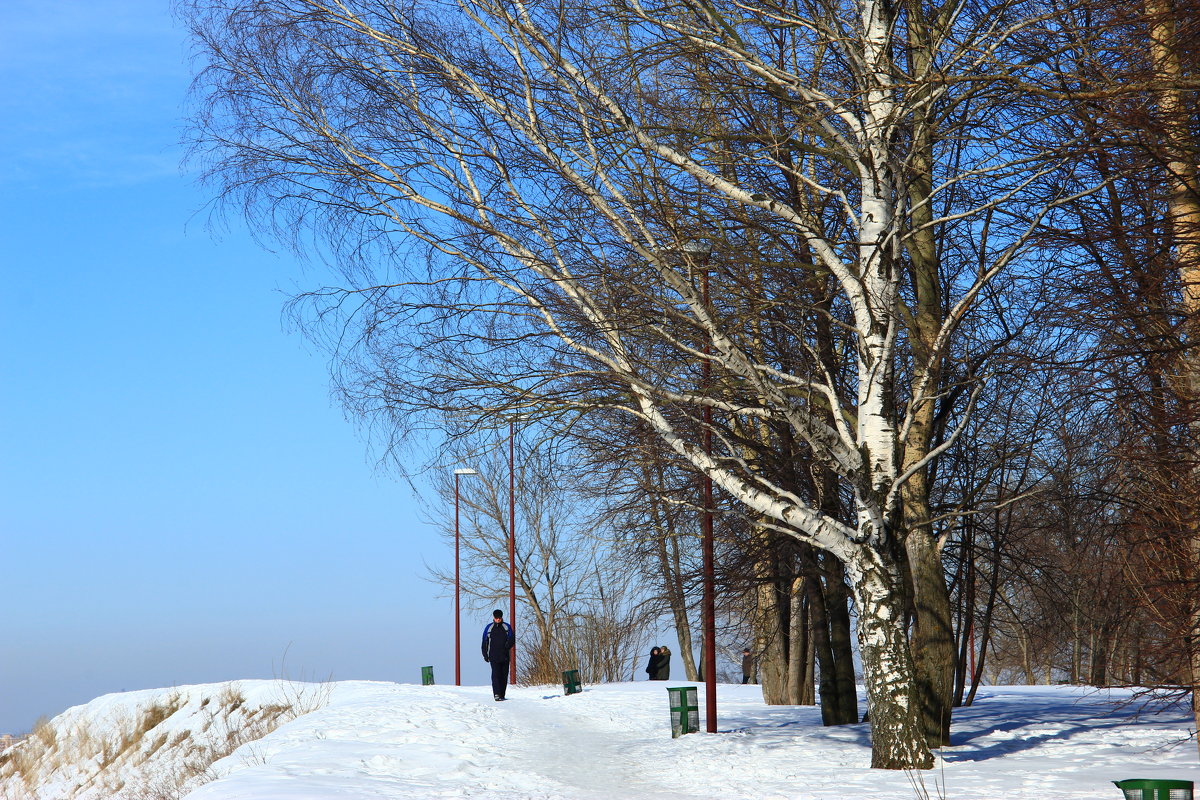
left=4, top=680, right=1197, bottom=799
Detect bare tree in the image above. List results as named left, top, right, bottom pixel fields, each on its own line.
left=1030, top=0, right=1200, bottom=750
left=425, top=433, right=656, bottom=684
left=566, top=418, right=705, bottom=681
left=185, top=0, right=1081, bottom=767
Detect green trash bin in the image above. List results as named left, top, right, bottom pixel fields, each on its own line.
left=667, top=686, right=699, bottom=738
left=563, top=669, right=582, bottom=695
left=1114, top=780, right=1194, bottom=800
left=421, top=666, right=435, bottom=686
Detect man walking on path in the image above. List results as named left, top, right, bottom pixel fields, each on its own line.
left=482, top=609, right=515, bottom=701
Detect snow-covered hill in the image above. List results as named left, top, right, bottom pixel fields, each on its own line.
left=2, top=681, right=1195, bottom=799
left=0, top=680, right=329, bottom=800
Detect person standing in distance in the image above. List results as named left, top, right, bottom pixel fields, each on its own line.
left=741, top=647, right=755, bottom=684
left=645, top=646, right=663, bottom=680
left=482, top=609, right=514, bottom=701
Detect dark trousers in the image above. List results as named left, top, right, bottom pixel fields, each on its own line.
left=491, top=659, right=510, bottom=699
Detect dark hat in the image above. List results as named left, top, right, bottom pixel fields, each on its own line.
left=493, top=609, right=504, bottom=618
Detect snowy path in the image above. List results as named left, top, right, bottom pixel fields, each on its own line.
left=499, top=691, right=702, bottom=799
left=130, top=682, right=1200, bottom=800
left=177, top=681, right=713, bottom=799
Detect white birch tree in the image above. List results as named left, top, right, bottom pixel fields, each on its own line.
left=185, top=0, right=1074, bottom=768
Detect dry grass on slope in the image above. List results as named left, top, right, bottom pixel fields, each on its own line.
left=0, top=680, right=331, bottom=800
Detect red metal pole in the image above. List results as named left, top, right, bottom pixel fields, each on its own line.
left=969, top=619, right=976, bottom=685
left=968, top=543, right=976, bottom=689
left=455, top=472, right=461, bottom=687
left=509, top=420, right=517, bottom=685
left=702, top=267, right=717, bottom=733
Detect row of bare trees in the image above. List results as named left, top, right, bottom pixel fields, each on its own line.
left=424, top=436, right=658, bottom=684
left=182, top=0, right=1198, bottom=769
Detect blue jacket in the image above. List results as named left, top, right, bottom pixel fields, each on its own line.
left=482, top=620, right=514, bottom=662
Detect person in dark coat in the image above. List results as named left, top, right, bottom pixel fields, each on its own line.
left=741, top=647, right=755, bottom=684
left=655, top=645, right=672, bottom=680
left=482, top=609, right=514, bottom=701
left=645, top=646, right=664, bottom=680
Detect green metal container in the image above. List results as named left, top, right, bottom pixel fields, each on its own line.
left=1114, top=780, right=1194, bottom=800
left=668, top=686, right=699, bottom=738
left=421, top=665, right=435, bottom=686
left=563, top=669, right=582, bottom=695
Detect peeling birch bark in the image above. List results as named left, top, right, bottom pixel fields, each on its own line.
left=845, top=547, right=935, bottom=770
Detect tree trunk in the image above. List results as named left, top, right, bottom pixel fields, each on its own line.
left=898, top=0, right=957, bottom=750
left=1071, top=601, right=1082, bottom=684
left=756, top=567, right=790, bottom=703
left=659, top=534, right=699, bottom=681
left=1144, top=0, right=1200, bottom=757
left=905, top=524, right=954, bottom=746
left=846, top=548, right=935, bottom=769
left=789, top=576, right=815, bottom=704
left=810, top=467, right=860, bottom=723
left=646, top=457, right=699, bottom=681
left=807, top=563, right=842, bottom=720
left=953, top=523, right=975, bottom=706
left=824, top=554, right=861, bottom=724
left=1090, top=626, right=1110, bottom=686
left=1020, top=629, right=1035, bottom=685
left=787, top=577, right=802, bottom=702
left=963, top=527, right=1002, bottom=706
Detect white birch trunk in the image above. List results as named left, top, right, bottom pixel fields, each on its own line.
left=845, top=547, right=935, bottom=770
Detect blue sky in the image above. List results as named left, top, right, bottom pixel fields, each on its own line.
left=0, top=0, right=492, bottom=733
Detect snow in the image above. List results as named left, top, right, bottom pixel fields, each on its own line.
left=5, top=681, right=1197, bottom=799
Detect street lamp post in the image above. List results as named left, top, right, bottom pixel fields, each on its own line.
left=683, top=240, right=717, bottom=733
left=454, top=467, right=479, bottom=686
